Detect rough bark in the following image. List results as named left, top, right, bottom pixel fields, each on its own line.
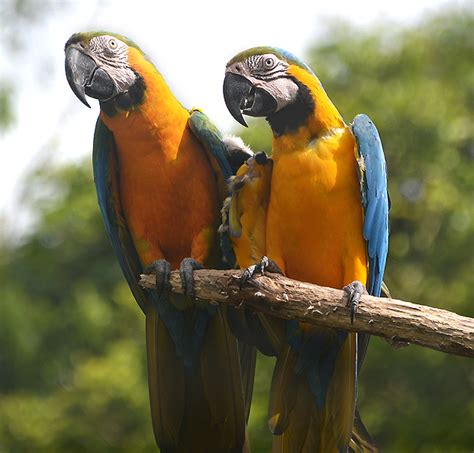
left=139, top=269, right=474, bottom=358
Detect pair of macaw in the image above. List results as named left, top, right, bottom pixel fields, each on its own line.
left=65, top=32, right=388, bottom=453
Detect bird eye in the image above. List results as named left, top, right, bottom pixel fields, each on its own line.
left=264, top=57, right=275, bottom=69
left=109, top=39, right=117, bottom=50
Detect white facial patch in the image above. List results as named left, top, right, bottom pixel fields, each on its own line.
left=262, top=77, right=298, bottom=112
left=226, top=55, right=299, bottom=112
left=88, top=35, right=137, bottom=93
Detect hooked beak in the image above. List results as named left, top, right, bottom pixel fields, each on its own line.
left=223, top=73, right=277, bottom=127
left=65, top=44, right=117, bottom=108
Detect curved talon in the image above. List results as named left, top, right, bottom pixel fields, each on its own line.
left=240, top=264, right=258, bottom=289
left=343, top=280, right=367, bottom=324
left=239, top=256, right=283, bottom=289
left=260, top=256, right=269, bottom=275
left=264, top=257, right=283, bottom=275
left=179, top=257, right=204, bottom=299
left=144, top=259, right=171, bottom=295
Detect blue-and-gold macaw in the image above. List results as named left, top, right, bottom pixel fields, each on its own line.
left=64, top=32, right=254, bottom=452
left=222, top=47, right=389, bottom=452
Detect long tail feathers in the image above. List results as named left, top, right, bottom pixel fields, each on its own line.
left=238, top=340, right=257, bottom=421
left=270, top=333, right=358, bottom=453
left=268, top=345, right=299, bottom=434
left=200, top=307, right=246, bottom=447
left=349, top=408, right=380, bottom=453
left=272, top=374, right=314, bottom=452
left=145, top=310, right=185, bottom=449
left=146, top=306, right=247, bottom=453
left=227, top=307, right=279, bottom=356
left=257, top=312, right=286, bottom=354
left=324, top=332, right=357, bottom=448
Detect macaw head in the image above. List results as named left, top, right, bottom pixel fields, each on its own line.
left=223, top=47, right=342, bottom=135
left=64, top=32, right=145, bottom=111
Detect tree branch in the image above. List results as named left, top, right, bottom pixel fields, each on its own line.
left=139, top=269, right=474, bottom=358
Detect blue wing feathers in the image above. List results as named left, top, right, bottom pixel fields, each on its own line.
left=351, top=114, right=389, bottom=297
left=188, top=109, right=233, bottom=181
left=188, top=109, right=236, bottom=267
left=287, top=320, right=346, bottom=409
left=92, top=118, right=148, bottom=313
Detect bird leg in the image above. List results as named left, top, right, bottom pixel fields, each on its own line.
left=343, top=280, right=367, bottom=324
left=179, top=257, right=204, bottom=299
left=240, top=256, right=283, bottom=289
left=144, top=259, right=171, bottom=294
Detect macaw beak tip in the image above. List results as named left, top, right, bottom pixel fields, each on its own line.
left=65, top=45, right=93, bottom=108
left=237, top=115, right=248, bottom=128
left=77, top=94, right=91, bottom=109
left=81, top=96, right=92, bottom=108
left=65, top=45, right=116, bottom=108
left=223, top=72, right=277, bottom=126
left=223, top=72, right=252, bottom=127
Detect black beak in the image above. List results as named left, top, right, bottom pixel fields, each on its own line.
left=223, top=73, right=278, bottom=127
left=65, top=45, right=117, bottom=108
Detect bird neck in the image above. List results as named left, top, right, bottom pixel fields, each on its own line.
left=99, top=47, right=189, bottom=161
left=271, top=65, right=345, bottom=155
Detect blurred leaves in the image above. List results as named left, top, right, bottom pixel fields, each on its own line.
left=0, top=6, right=473, bottom=453
left=0, top=84, right=15, bottom=131
left=0, top=0, right=69, bottom=132
left=0, top=162, right=155, bottom=450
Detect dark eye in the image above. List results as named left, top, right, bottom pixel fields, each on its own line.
left=264, top=57, right=275, bottom=69
left=109, top=39, right=118, bottom=50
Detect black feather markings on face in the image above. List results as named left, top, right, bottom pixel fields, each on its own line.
left=100, top=71, right=146, bottom=117
left=266, top=78, right=314, bottom=136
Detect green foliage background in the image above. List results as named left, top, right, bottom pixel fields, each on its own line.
left=1, top=7, right=473, bottom=452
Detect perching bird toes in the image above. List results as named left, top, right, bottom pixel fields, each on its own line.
left=144, top=259, right=171, bottom=295
left=343, top=280, right=367, bottom=324
left=239, top=256, right=282, bottom=289
left=239, top=264, right=258, bottom=289
left=179, top=257, right=204, bottom=299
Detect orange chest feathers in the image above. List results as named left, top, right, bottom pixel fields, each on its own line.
left=101, top=111, right=220, bottom=269
left=267, top=127, right=368, bottom=288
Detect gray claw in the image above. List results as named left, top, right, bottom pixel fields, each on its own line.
left=179, top=258, right=204, bottom=299
left=239, top=256, right=283, bottom=289
left=144, top=259, right=171, bottom=295
left=240, top=264, right=258, bottom=289
left=343, top=280, right=367, bottom=324
left=264, top=257, right=283, bottom=275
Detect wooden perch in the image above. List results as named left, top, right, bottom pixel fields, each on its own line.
left=139, top=269, right=474, bottom=358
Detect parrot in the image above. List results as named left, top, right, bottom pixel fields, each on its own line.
left=222, top=149, right=286, bottom=356
left=64, top=31, right=254, bottom=453
left=222, top=47, right=389, bottom=452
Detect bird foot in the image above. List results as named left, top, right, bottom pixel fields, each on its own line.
left=179, top=257, right=204, bottom=299
left=240, top=256, right=282, bottom=289
left=343, top=280, right=367, bottom=324
left=144, top=259, right=171, bottom=295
